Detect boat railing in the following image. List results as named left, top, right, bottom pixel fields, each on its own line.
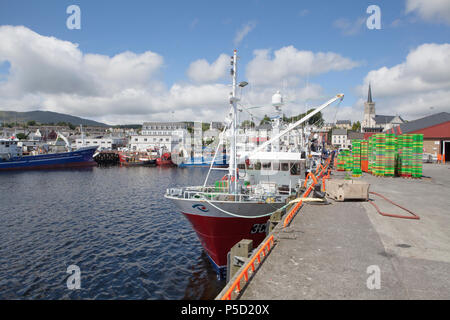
left=167, top=184, right=290, bottom=203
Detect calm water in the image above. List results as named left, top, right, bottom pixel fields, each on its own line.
left=0, top=166, right=224, bottom=299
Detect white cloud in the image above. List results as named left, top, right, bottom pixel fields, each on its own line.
left=187, top=54, right=229, bottom=83
left=333, top=17, right=366, bottom=36
left=234, top=21, right=256, bottom=46
left=358, top=43, right=450, bottom=119
left=406, top=0, right=450, bottom=25
left=246, top=46, right=361, bottom=86
left=0, top=25, right=230, bottom=124
left=0, top=26, right=364, bottom=125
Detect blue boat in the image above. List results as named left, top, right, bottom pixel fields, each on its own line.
left=0, top=139, right=98, bottom=171
left=177, top=156, right=229, bottom=168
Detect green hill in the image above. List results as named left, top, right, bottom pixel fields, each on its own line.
left=0, top=110, right=108, bottom=127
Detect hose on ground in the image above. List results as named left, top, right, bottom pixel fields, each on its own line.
left=368, top=191, right=420, bottom=220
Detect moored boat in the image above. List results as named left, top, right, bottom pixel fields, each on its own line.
left=156, top=152, right=174, bottom=166
left=165, top=50, right=344, bottom=278
left=0, top=139, right=97, bottom=171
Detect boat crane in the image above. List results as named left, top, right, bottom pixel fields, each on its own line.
left=238, top=93, right=344, bottom=162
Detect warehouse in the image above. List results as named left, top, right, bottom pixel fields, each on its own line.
left=386, top=112, right=450, bottom=163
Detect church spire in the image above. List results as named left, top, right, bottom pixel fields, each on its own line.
left=367, top=83, right=373, bottom=103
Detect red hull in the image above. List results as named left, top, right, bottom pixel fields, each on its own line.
left=156, top=158, right=174, bottom=166
left=182, top=212, right=269, bottom=268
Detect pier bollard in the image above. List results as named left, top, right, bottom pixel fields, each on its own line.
left=227, top=239, right=253, bottom=283
left=268, top=209, right=283, bottom=234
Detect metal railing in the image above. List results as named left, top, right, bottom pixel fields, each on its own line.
left=220, top=235, right=275, bottom=300
left=283, top=158, right=331, bottom=227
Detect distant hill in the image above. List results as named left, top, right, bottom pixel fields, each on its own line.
left=0, top=110, right=108, bottom=127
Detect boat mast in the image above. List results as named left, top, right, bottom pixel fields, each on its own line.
left=229, top=49, right=238, bottom=194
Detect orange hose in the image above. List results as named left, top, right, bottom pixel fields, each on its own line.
left=368, top=192, right=420, bottom=220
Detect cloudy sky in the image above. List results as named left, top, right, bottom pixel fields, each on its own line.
left=0, top=0, right=449, bottom=125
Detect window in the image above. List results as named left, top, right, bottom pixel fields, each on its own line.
left=290, top=163, right=300, bottom=175
left=262, top=162, right=271, bottom=170
left=144, top=138, right=147, bottom=142
left=281, top=163, right=289, bottom=171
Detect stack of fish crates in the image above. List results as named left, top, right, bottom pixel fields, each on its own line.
left=352, top=139, right=362, bottom=177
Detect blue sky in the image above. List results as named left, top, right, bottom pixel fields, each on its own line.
left=0, top=0, right=449, bottom=124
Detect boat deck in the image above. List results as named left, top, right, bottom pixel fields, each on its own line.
left=237, top=163, right=450, bottom=299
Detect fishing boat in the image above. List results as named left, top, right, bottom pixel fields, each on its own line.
left=119, top=151, right=156, bottom=167
left=165, top=49, right=344, bottom=279
left=0, top=137, right=97, bottom=171
left=156, top=152, right=174, bottom=166
left=171, top=147, right=228, bottom=168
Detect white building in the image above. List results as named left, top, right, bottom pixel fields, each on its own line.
left=131, top=121, right=189, bottom=152
left=75, top=137, right=127, bottom=150
left=141, top=122, right=187, bottom=135
left=332, top=129, right=348, bottom=149
left=129, top=132, right=188, bottom=152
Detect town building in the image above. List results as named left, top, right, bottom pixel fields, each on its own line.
left=335, top=120, right=352, bottom=130
left=331, top=129, right=348, bottom=149
left=331, top=129, right=364, bottom=149
left=75, top=137, right=128, bottom=150
left=362, top=84, right=405, bottom=133
left=385, top=112, right=450, bottom=162
left=131, top=121, right=191, bottom=152
left=141, top=122, right=188, bottom=135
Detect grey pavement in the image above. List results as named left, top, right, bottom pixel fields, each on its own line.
left=240, top=163, right=450, bottom=300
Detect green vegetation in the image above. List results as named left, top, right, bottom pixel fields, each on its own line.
left=284, top=108, right=324, bottom=127
left=352, top=121, right=361, bottom=132
left=259, top=115, right=271, bottom=125
left=241, top=120, right=255, bottom=128
left=202, top=123, right=210, bottom=131
left=16, top=133, right=29, bottom=140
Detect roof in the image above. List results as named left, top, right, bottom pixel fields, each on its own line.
left=255, top=123, right=273, bottom=130
left=336, top=120, right=351, bottom=124
left=374, top=115, right=395, bottom=123
left=393, top=112, right=450, bottom=134
left=348, top=131, right=365, bottom=140
left=367, top=84, right=373, bottom=103
left=332, top=129, right=347, bottom=135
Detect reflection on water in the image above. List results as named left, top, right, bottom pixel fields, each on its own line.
left=0, top=166, right=224, bottom=299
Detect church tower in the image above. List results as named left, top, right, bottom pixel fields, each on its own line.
left=362, top=83, right=376, bottom=131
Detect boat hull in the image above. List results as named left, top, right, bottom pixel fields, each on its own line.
left=0, top=147, right=98, bottom=171
left=167, top=196, right=284, bottom=278
left=156, top=158, right=174, bottom=166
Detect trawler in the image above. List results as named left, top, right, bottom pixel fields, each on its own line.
left=165, top=50, right=343, bottom=278
left=0, top=134, right=97, bottom=171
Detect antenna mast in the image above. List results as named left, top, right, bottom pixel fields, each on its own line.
left=229, top=49, right=238, bottom=194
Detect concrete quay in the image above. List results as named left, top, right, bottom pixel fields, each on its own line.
left=239, top=163, right=450, bottom=300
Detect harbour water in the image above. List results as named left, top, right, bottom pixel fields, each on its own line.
left=0, top=166, right=224, bottom=299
